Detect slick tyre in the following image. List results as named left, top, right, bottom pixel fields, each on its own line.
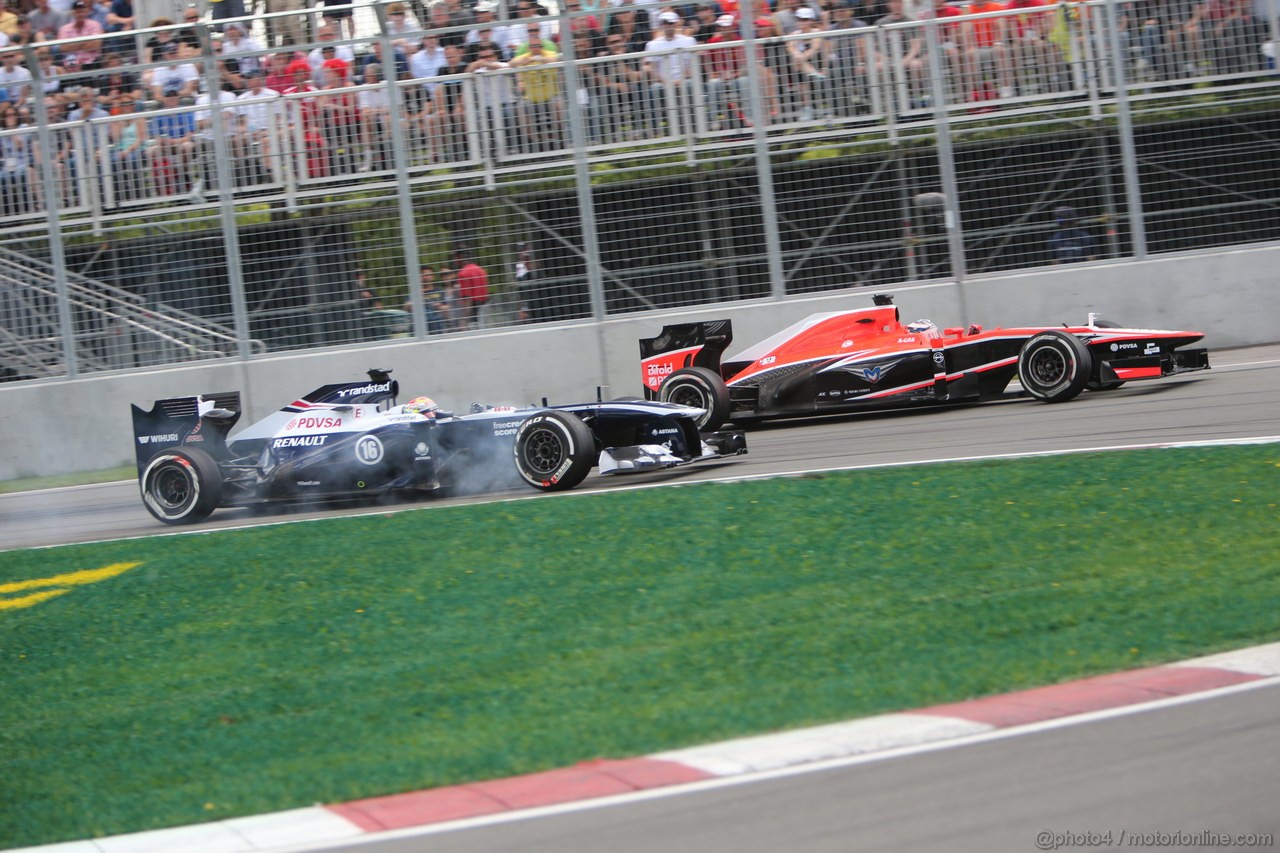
left=513, top=410, right=596, bottom=492
left=658, top=366, right=731, bottom=431
left=140, top=447, right=223, bottom=524
left=1018, top=331, right=1092, bottom=403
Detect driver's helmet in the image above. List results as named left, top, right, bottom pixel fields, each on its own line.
left=905, top=318, right=940, bottom=338
left=403, top=395, right=440, bottom=417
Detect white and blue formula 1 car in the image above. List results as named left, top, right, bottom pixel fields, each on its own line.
left=131, top=369, right=747, bottom=524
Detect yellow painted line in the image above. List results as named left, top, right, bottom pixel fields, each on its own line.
left=0, top=562, right=142, bottom=595
left=0, top=589, right=72, bottom=611
left=0, top=563, right=143, bottom=613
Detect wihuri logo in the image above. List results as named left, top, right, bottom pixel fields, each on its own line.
left=0, top=563, right=142, bottom=612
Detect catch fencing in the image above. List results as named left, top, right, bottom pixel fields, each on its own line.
left=1, top=0, right=1278, bottom=381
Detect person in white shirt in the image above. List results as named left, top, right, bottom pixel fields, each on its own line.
left=356, top=61, right=391, bottom=171
left=191, top=85, right=240, bottom=195
left=307, top=23, right=355, bottom=85
left=235, top=68, right=281, bottom=180
left=644, top=10, right=696, bottom=133
left=384, top=2, right=421, bottom=56
left=0, top=50, right=34, bottom=106
left=467, top=0, right=517, bottom=60
left=219, top=21, right=266, bottom=75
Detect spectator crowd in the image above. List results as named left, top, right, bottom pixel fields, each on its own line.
left=0, top=0, right=1274, bottom=214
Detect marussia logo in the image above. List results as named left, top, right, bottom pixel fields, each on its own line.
left=858, top=360, right=900, bottom=384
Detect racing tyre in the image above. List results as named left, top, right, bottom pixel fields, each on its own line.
left=1018, top=331, right=1092, bottom=403
left=659, top=367, right=731, bottom=431
left=513, top=410, right=596, bottom=492
left=140, top=447, right=223, bottom=524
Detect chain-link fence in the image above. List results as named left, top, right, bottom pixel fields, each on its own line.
left=2, top=0, right=1277, bottom=381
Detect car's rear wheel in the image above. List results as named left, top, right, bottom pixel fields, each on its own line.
left=140, top=447, right=223, bottom=524
left=513, top=411, right=596, bottom=492
left=659, top=366, right=731, bottom=431
left=1018, top=331, right=1092, bottom=403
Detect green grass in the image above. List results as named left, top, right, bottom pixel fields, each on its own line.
left=2, top=445, right=1278, bottom=847
left=0, top=466, right=133, bottom=494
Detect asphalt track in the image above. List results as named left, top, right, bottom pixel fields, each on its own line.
left=2, top=343, right=1278, bottom=552
left=4, top=344, right=1279, bottom=853
left=319, top=680, right=1280, bottom=853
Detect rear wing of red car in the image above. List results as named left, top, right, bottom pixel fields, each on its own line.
left=638, top=320, right=733, bottom=399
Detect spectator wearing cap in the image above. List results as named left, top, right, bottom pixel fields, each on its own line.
left=148, top=40, right=199, bottom=101
left=235, top=67, right=281, bottom=181
left=1047, top=206, right=1097, bottom=263
left=317, top=56, right=359, bottom=173
left=58, top=0, right=105, bottom=68
left=705, top=13, right=747, bottom=129
left=466, top=0, right=516, bottom=62
left=280, top=57, right=327, bottom=177
left=643, top=10, right=697, bottom=135
left=753, top=15, right=786, bottom=121
left=786, top=5, right=831, bottom=119
left=773, top=0, right=824, bottom=34
left=28, top=0, right=68, bottom=42
left=219, top=21, right=265, bottom=76
left=147, top=83, right=197, bottom=194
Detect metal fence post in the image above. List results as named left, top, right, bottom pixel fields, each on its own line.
left=1104, top=0, right=1148, bottom=260
left=737, top=20, right=787, bottom=301
left=559, top=12, right=607, bottom=322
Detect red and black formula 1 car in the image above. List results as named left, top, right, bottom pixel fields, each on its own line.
left=639, top=294, right=1210, bottom=430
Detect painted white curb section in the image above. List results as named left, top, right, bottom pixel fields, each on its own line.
left=653, top=713, right=994, bottom=776
left=10, top=809, right=361, bottom=853
left=1174, top=642, right=1280, bottom=676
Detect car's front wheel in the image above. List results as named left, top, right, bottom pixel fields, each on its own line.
left=140, top=447, right=223, bottom=524
left=1018, top=331, right=1092, bottom=403
left=659, top=366, right=731, bottom=431
left=513, top=411, right=596, bottom=492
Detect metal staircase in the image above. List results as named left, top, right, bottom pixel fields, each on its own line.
left=0, top=247, right=262, bottom=381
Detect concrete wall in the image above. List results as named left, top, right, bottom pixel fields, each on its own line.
left=2, top=244, right=1276, bottom=481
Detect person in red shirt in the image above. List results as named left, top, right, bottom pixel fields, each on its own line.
left=454, top=248, right=490, bottom=330
left=706, top=15, right=748, bottom=129
left=961, top=0, right=1014, bottom=100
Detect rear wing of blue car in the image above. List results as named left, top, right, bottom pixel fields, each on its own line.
left=130, top=392, right=242, bottom=474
